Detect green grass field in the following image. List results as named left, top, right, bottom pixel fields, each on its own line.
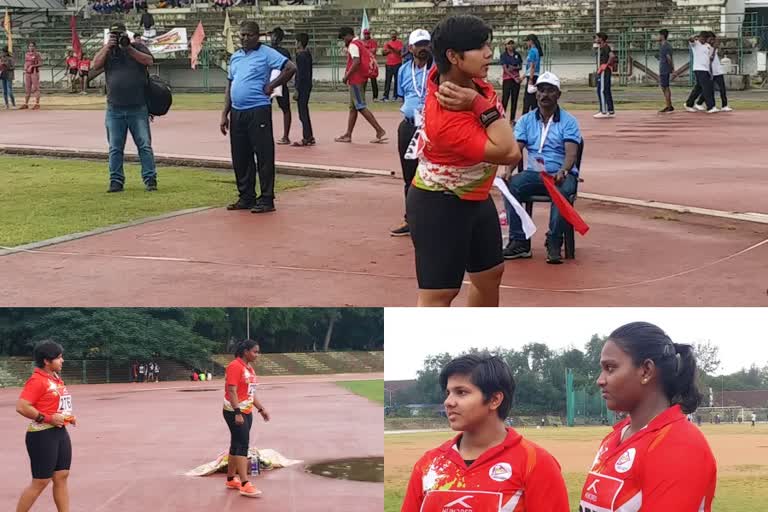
left=33, top=90, right=768, bottom=112
left=384, top=424, right=768, bottom=512
left=0, top=156, right=309, bottom=247
left=337, top=380, right=385, bottom=404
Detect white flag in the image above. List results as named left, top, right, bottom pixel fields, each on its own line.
left=493, top=177, right=536, bottom=239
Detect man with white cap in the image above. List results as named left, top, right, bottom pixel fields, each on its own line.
left=502, top=71, right=582, bottom=264
left=390, top=29, right=434, bottom=237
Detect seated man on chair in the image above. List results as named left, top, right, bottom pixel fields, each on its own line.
left=502, top=71, right=582, bottom=264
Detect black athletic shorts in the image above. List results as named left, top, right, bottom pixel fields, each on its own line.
left=275, top=84, right=291, bottom=112
left=68, top=68, right=78, bottom=76
left=223, top=409, right=253, bottom=457
left=25, top=427, right=72, bottom=479
left=406, top=186, right=503, bottom=289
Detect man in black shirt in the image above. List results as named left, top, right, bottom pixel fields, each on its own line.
left=594, top=32, right=616, bottom=119
left=270, top=27, right=293, bottom=145
left=293, top=32, right=315, bottom=146
left=92, top=22, right=157, bottom=193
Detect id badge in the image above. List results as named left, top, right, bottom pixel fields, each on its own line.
left=414, top=109, right=424, bottom=128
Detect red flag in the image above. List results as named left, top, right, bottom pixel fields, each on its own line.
left=70, top=15, right=81, bottom=59
left=540, top=171, right=590, bottom=235
left=190, top=21, right=205, bottom=70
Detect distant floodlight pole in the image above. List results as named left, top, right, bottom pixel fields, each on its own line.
left=596, top=0, right=601, bottom=33
left=246, top=307, right=250, bottom=340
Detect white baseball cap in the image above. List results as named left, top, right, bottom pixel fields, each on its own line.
left=409, top=29, right=431, bottom=46
left=536, top=71, right=561, bottom=91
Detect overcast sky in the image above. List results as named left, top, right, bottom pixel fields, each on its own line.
left=384, top=308, right=767, bottom=380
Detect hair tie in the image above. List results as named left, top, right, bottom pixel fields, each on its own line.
left=674, top=353, right=682, bottom=375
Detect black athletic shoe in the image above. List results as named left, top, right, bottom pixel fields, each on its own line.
left=226, top=200, right=254, bottom=210
left=251, top=201, right=276, bottom=214
left=145, top=178, right=157, bottom=192
left=503, top=239, right=532, bottom=260
left=546, top=238, right=563, bottom=264
left=390, top=222, right=410, bottom=237
left=107, top=181, right=124, bottom=193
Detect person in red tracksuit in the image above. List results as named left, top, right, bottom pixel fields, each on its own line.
left=581, top=321, right=717, bottom=512
left=402, top=354, right=570, bottom=512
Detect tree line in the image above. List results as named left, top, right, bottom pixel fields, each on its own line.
left=394, top=336, right=768, bottom=414
left=0, top=308, right=383, bottom=366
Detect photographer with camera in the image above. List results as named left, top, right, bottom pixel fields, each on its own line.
left=92, top=22, right=158, bottom=193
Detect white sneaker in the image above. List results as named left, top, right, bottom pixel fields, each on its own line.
left=684, top=106, right=697, bottom=112
left=706, top=107, right=720, bottom=114
left=694, top=104, right=706, bottom=111
left=721, top=106, right=733, bottom=112
left=607, top=112, right=616, bottom=118
left=593, top=112, right=610, bottom=119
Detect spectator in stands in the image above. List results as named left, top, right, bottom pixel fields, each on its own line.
left=658, top=29, right=674, bottom=113
left=141, top=7, right=156, bottom=39
left=522, top=34, right=542, bottom=114
left=381, top=31, right=404, bottom=102
left=500, top=39, right=523, bottom=123
left=389, top=28, right=433, bottom=237
left=78, top=54, right=91, bottom=94
left=220, top=20, right=296, bottom=213
left=361, top=29, right=379, bottom=101
left=685, top=31, right=717, bottom=113
left=92, top=22, right=157, bottom=193
left=593, top=32, right=617, bottom=119
left=21, top=41, right=41, bottom=110
left=502, top=72, right=582, bottom=264
left=334, top=26, right=387, bottom=144
left=0, top=46, right=16, bottom=109
left=293, top=32, right=315, bottom=147
left=270, top=27, right=293, bottom=145
left=405, top=15, right=520, bottom=306
left=66, top=50, right=80, bottom=93
left=695, top=33, right=731, bottom=112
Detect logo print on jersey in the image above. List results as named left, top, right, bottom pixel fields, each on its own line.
left=488, top=462, right=513, bottom=482
left=444, top=496, right=474, bottom=508
left=614, top=448, right=636, bottom=473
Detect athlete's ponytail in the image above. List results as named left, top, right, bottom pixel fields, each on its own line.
left=526, top=34, right=543, bottom=58
left=609, top=322, right=703, bottom=414
left=235, top=339, right=259, bottom=358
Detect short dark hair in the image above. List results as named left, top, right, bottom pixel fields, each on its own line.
left=609, top=322, right=703, bottom=414
left=432, top=15, right=493, bottom=74
left=272, top=26, right=284, bottom=42
left=659, top=29, right=669, bottom=39
left=240, top=20, right=260, bottom=35
left=439, top=354, right=515, bottom=419
left=338, top=26, right=354, bottom=39
left=596, top=32, right=608, bottom=42
left=234, top=339, right=259, bottom=358
left=296, top=32, right=309, bottom=47
left=33, top=340, right=64, bottom=369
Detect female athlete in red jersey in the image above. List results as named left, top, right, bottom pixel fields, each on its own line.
left=581, top=322, right=717, bottom=512
left=222, top=339, right=270, bottom=498
left=15, top=340, right=76, bottom=512
left=402, top=354, right=570, bottom=512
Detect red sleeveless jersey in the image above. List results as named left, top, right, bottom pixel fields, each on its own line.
left=580, top=405, right=717, bottom=512
left=402, top=427, right=569, bottom=512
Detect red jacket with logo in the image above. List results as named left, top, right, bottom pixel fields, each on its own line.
left=402, top=428, right=570, bottom=512
left=580, top=405, right=717, bottom=512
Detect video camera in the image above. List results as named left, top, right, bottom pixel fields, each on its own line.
left=109, top=23, right=132, bottom=49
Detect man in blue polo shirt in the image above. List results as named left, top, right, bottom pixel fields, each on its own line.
left=389, top=28, right=433, bottom=237
left=220, top=20, right=296, bottom=213
left=502, top=71, right=582, bottom=264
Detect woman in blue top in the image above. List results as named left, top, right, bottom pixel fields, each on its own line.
left=522, top=34, right=542, bottom=114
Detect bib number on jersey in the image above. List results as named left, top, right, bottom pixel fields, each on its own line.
left=248, top=383, right=257, bottom=397
left=580, top=472, right=624, bottom=512
left=58, top=394, right=73, bottom=414
left=421, top=489, right=502, bottom=512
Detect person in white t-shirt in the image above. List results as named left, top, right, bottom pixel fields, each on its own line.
left=695, top=34, right=731, bottom=112
left=684, top=31, right=717, bottom=113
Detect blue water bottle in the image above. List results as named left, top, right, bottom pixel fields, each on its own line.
left=249, top=454, right=260, bottom=476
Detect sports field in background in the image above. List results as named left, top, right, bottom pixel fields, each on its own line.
left=0, top=156, right=309, bottom=247
left=384, top=424, right=768, bottom=512
left=337, top=379, right=385, bottom=404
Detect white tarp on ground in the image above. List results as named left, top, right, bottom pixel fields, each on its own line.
left=102, top=27, right=188, bottom=55
left=186, top=448, right=303, bottom=477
